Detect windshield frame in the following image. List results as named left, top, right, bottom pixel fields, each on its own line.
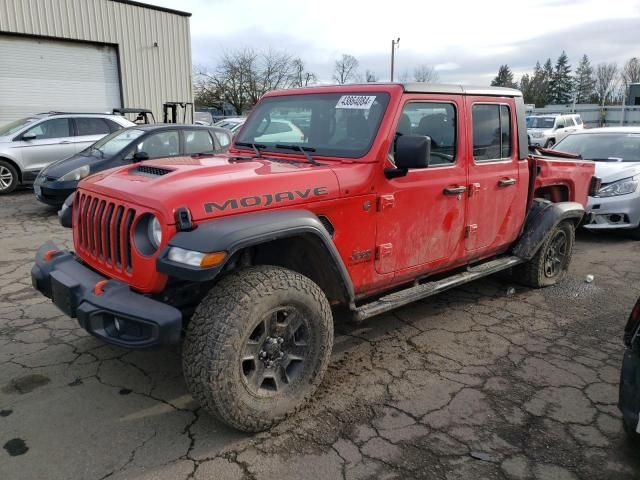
left=554, top=132, right=640, bottom=162
left=233, top=92, right=391, bottom=160
left=0, top=117, right=41, bottom=138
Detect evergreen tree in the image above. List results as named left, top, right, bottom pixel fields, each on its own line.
left=549, top=51, right=573, bottom=104
left=573, top=54, right=595, bottom=104
left=519, top=73, right=534, bottom=104
left=539, top=58, right=554, bottom=106
left=528, top=61, right=546, bottom=107
left=491, top=65, right=517, bottom=88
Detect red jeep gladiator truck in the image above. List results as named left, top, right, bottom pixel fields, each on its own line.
left=32, top=83, right=596, bottom=432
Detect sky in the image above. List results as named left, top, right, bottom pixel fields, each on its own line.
left=145, top=0, right=640, bottom=85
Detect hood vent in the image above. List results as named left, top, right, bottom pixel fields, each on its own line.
left=131, top=165, right=174, bottom=177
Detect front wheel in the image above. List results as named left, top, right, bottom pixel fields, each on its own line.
left=544, top=138, right=556, bottom=148
left=514, top=220, right=575, bottom=288
left=182, top=266, right=333, bottom=432
left=0, top=160, right=18, bottom=194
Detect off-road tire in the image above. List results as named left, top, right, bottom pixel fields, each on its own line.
left=182, top=265, right=333, bottom=432
left=514, top=220, right=575, bottom=288
left=0, top=160, right=18, bottom=194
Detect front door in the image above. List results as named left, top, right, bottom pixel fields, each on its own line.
left=465, top=100, right=525, bottom=254
left=16, top=118, right=77, bottom=173
left=375, top=97, right=467, bottom=274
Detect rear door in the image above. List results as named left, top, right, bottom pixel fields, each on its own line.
left=16, top=118, right=76, bottom=172
left=72, top=117, right=113, bottom=153
left=465, top=100, right=525, bottom=254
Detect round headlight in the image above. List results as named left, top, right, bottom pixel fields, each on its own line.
left=148, top=216, right=162, bottom=248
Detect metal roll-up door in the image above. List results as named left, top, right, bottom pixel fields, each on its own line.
left=0, top=35, right=122, bottom=124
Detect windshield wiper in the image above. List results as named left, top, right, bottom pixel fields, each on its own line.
left=275, top=144, right=322, bottom=166
left=235, top=142, right=266, bottom=158
left=590, top=157, right=625, bottom=162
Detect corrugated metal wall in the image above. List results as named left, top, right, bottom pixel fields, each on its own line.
left=0, top=0, right=193, bottom=121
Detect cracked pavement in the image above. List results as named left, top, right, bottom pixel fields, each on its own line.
left=1, top=188, right=640, bottom=480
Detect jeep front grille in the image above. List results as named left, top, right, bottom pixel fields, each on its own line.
left=75, top=193, right=136, bottom=272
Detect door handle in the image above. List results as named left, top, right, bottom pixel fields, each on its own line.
left=443, top=186, right=467, bottom=195
left=498, top=178, right=517, bottom=187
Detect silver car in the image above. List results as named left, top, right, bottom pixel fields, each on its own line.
left=0, top=113, right=134, bottom=194
left=553, top=127, right=640, bottom=239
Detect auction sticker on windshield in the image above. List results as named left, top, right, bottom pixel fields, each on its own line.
left=336, top=95, right=376, bottom=110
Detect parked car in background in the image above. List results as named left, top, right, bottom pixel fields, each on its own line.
left=194, top=111, right=213, bottom=126
left=618, top=296, right=640, bottom=441
left=0, top=113, right=134, bottom=194
left=553, top=127, right=640, bottom=239
left=213, top=117, right=246, bottom=135
left=34, top=125, right=232, bottom=207
left=527, top=113, right=584, bottom=148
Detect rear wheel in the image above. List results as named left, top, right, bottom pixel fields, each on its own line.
left=0, top=160, right=18, bottom=194
left=182, top=266, right=333, bottom=432
left=514, top=221, right=575, bottom=288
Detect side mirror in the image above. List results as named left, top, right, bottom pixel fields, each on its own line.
left=385, top=135, right=431, bottom=179
left=133, top=151, right=150, bottom=162
left=21, top=132, right=37, bottom=141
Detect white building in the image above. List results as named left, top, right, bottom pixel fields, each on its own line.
left=0, top=0, right=193, bottom=123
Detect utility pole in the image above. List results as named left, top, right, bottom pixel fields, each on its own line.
left=390, top=37, right=400, bottom=82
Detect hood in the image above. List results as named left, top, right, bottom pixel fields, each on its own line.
left=42, top=151, right=109, bottom=178
left=80, top=155, right=341, bottom=223
left=594, top=161, right=640, bottom=184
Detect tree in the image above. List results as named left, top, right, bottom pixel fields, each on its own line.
left=365, top=69, right=378, bottom=82
left=573, top=54, right=595, bottom=104
left=398, top=69, right=410, bottom=82
left=549, top=51, right=573, bottom=104
left=622, top=57, right=640, bottom=89
left=519, top=73, right=533, bottom=104
left=413, top=64, right=439, bottom=83
left=593, top=62, right=619, bottom=106
left=290, top=58, right=317, bottom=88
left=333, top=54, right=359, bottom=84
left=491, top=65, right=517, bottom=88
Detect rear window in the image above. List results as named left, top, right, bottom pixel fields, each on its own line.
left=472, top=104, right=512, bottom=161
left=76, top=118, right=111, bottom=136
left=575, top=116, right=583, bottom=125
left=184, top=130, right=214, bottom=154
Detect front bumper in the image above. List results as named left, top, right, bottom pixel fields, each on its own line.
left=34, top=177, right=77, bottom=207
left=31, top=241, right=182, bottom=348
left=584, top=191, right=640, bottom=231
left=619, top=347, right=640, bottom=434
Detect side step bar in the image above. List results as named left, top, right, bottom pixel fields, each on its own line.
left=353, top=256, right=523, bottom=322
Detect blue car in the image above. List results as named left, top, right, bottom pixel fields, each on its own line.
left=34, top=124, right=231, bottom=207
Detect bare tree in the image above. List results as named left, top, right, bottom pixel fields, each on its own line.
left=365, top=69, right=378, bottom=82
left=594, top=62, right=619, bottom=106
left=413, top=64, right=439, bottom=83
left=622, top=57, right=640, bottom=88
left=291, top=58, right=317, bottom=87
left=333, top=54, right=359, bottom=84
left=398, top=69, right=410, bottom=82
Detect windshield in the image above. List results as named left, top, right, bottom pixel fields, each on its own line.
left=87, top=128, right=145, bottom=157
left=0, top=117, right=40, bottom=137
left=235, top=92, right=390, bottom=159
left=554, top=133, right=640, bottom=162
left=528, top=117, right=555, bottom=129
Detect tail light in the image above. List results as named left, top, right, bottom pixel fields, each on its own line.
left=623, top=298, right=640, bottom=347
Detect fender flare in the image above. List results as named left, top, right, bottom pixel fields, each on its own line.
left=156, top=209, right=355, bottom=303
left=511, top=200, right=585, bottom=260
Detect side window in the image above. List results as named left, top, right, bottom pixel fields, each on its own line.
left=23, top=118, right=71, bottom=140
left=137, top=131, right=180, bottom=158
left=394, top=102, right=457, bottom=165
left=472, top=104, right=512, bottom=162
left=184, top=130, right=214, bottom=154
left=214, top=131, right=231, bottom=149
left=564, top=116, right=575, bottom=127
left=575, top=116, right=583, bottom=126
left=75, top=118, right=111, bottom=136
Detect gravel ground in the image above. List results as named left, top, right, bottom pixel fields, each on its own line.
left=1, top=188, right=639, bottom=480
